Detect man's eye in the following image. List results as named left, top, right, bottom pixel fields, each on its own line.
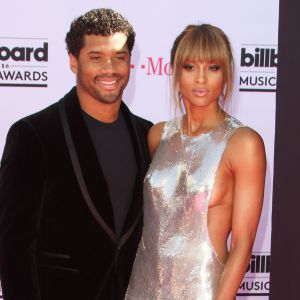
left=91, top=56, right=100, bottom=60
left=209, top=65, right=220, bottom=71
left=183, top=64, right=195, bottom=71
left=115, top=55, right=126, bottom=60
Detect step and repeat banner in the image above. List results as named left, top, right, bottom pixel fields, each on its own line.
left=0, top=0, right=279, bottom=299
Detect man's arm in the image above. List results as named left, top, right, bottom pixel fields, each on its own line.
left=0, top=120, right=46, bottom=300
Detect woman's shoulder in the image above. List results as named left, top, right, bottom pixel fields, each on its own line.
left=231, top=125, right=264, bottom=146
left=227, top=124, right=266, bottom=169
left=225, top=115, right=263, bottom=143
left=147, top=121, right=167, bottom=159
left=148, top=121, right=166, bottom=141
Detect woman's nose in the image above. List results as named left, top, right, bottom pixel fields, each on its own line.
left=195, top=68, right=207, bottom=83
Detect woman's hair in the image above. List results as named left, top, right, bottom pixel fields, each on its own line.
left=170, top=24, right=234, bottom=110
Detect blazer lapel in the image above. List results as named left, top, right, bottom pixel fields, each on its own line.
left=119, top=102, right=150, bottom=242
left=62, top=87, right=116, bottom=240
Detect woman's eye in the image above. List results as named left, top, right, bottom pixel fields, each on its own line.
left=183, top=64, right=195, bottom=71
left=209, top=65, right=220, bottom=71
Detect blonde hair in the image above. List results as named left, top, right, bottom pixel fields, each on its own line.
left=170, top=24, right=234, bottom=111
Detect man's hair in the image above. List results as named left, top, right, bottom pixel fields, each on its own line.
left=65, top=8, right=135, bottom=57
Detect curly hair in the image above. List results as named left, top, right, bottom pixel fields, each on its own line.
left=65, top=8, right=135, bottom=57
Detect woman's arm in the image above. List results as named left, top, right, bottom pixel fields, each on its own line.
left=215, top=127, right=266, bottom=300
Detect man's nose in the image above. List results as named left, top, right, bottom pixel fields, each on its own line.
left=99, top=59, right=114, bottom=72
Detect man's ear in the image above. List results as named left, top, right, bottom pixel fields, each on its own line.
left=69, top=53, right=78, bottom=74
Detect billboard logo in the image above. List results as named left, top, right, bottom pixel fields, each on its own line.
left=241, top=48, right=277, bottom=68
left=239, top=44, right=277, bottom=92
left=0, top=43, right=48, bottom=62
left=238, top=253, right=270, bottom=297
left=0, top=37, right=48, bottom=88
left=247, top=253, right=270, bottom=273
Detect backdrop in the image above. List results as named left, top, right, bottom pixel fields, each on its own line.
left=0, top=1, right=279, bottom=299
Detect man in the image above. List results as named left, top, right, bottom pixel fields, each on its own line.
left=0, top=8, right=152, bottom=300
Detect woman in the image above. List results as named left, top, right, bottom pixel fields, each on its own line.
left=126, top=24, right=266, bottom=300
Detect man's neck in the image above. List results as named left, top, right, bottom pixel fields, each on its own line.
left=77, top=93, right=122, bottom=123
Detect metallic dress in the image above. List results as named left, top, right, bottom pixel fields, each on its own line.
left=125, top=115, right=243, bottom=300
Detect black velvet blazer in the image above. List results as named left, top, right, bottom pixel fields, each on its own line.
left=0, top=87, right=152, bottom=300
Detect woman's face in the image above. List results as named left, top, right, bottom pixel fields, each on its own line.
left=178, top=60, right=224, bottom=110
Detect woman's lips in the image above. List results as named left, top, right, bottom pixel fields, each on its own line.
left=192, top=88, right=209, bottom=97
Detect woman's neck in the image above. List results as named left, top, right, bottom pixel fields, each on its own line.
left=182, top=104, right=226, bottom=136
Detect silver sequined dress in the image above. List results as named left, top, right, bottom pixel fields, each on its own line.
left=125, top=115, right=243, bottom=300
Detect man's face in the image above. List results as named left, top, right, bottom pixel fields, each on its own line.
left=70, top=33, right=130, bottom=105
